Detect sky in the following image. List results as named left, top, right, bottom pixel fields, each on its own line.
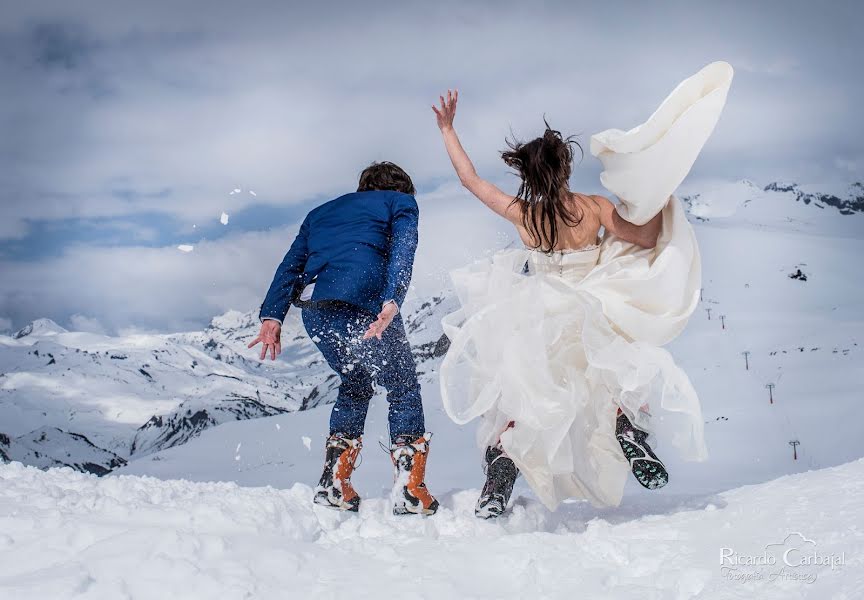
left=0, top=0, right=862, bottom=333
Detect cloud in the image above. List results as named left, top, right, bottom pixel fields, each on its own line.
left=835, top=155, right=864, bottom=174
left=0, top=0, right=862, bottom=330
left=0, top=185, right=517, bottom=333
left=734, top=58, right=800, bottom=76
left=1, top=1, right=861, bottom=242
left=0, top=226, right=297, bottom=333
left=68, top=314, right=107, bottom=335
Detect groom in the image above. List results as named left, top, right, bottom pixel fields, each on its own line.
left=248, top=161, right=438, bottom=516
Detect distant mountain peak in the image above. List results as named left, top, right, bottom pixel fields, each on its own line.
left=683, top=179, right=864, bottom=223
left=206, top=309, right=257, bottom=332
left=763, top=181, right=864, bottom=215
left=763, top=181, right=798, bottom=193
left=13, top=318, right=68, bottom=339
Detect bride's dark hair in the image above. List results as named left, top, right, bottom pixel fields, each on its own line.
left=501, top=120, right=585, bottom=251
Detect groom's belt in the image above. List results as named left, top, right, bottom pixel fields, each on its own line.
left=297, top=298, right=375, bottom=316
left=291, top=275, right=382, bottom=316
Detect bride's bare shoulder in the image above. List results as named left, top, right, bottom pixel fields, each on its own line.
left=572, top=192, right=611, bottom=213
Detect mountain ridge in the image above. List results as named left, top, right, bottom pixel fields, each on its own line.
left=0, top=296, right=454, bottom=475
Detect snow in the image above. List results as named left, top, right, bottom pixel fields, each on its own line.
left=1, top=458, right=862, bottom=598
left=301, top=435, right=311, bottom=451
left=177, top=244, right=194, bottom=253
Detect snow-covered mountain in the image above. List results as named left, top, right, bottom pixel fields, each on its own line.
left=2, top=427, right=126, bottom=475
left=680, top=179, right=864, bottom=237
left=0, top=293, right=456, bottom=475
left=11, top=318, right=69, bottom=339
left=763, top=180, right=864, bottom=214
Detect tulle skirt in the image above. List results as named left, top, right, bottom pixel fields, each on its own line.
left=440, top=248, right=707, bottom=510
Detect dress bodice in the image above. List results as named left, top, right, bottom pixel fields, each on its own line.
left=524, top=242, right=601, bottom=280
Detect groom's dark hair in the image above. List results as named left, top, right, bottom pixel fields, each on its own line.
left=357, top=161, right=416, bottom=196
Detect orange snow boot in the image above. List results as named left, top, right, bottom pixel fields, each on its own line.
left=313, top=433, right=362, bottom=512
left=390, top=432, right=439, bottom=516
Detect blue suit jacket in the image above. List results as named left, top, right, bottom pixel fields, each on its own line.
left=259, top=190, right=419, bottom=320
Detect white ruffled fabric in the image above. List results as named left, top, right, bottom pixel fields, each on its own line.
left=440, top=61, right=734, bottom=510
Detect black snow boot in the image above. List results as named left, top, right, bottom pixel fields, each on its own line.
left=475, top=444, right=519, bottom=519
left=616, top=411, right=669, bottom=490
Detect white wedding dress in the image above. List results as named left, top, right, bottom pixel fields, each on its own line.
left=440, top=61, right=734, bottom=510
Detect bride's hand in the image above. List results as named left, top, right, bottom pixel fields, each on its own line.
left=432, top=89, right=458, bottom=131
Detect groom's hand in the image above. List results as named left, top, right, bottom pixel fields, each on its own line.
left=363, top=302, right=399, bottom=340
left=248, top=319, right=282, bottom=360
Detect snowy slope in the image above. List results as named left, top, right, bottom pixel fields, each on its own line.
left=1, top=458, right=862, bottom=598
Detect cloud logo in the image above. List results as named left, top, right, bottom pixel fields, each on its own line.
left=765, top=532, right=817, bottom=568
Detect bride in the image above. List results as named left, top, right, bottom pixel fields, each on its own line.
left=432, top=62, right=734, bottom=518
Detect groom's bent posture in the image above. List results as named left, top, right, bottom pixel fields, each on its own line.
left=249, top=162, right=438, bottom=515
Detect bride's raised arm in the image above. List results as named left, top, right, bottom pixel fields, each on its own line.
left=433, top=90, right=523, bottom=226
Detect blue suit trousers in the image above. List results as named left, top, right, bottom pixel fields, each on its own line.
left=301, top=301, right=424, bottom=442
